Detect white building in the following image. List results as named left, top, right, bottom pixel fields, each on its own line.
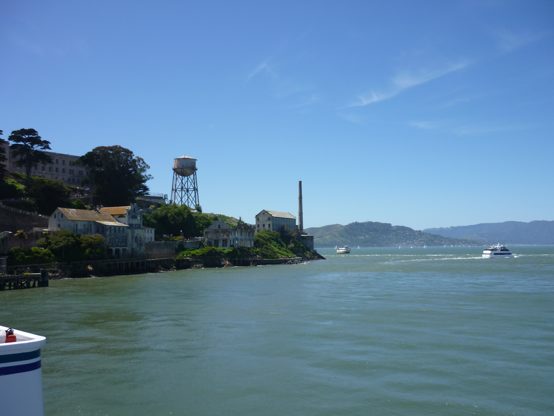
left=204, top=219, right=255, bottom=248
left=255, top=210, right=296, bottom=234
left=48, top=204, right=154, bottom=257
left=100, top=205, right=155, bottom=256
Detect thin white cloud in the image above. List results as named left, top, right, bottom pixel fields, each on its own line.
left=247, top=57, right=319, bottom=110
left=452, top=123, right=531, bottom=137
left=337, top=112, right=367, bottom=125
left=288, top=93, right=320, bottom=110
left=409, top=120, right=439, bottom=130
left=247, top=59, right=275, bottom=81
left=408, top=119, right=534, bottom=137
left=349, top=60, right=470, bottom=108
left=392, top=61, right=469, bottom=89
left=353, top=91, right=394, bottom=107
left=493, top=29, right=548, bottom=53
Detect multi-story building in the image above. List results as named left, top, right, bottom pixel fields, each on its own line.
left=48, top=204, right=154, bottom=257
left=204, top=219, right=255, bottom=248
left=255, top=210, right=296, bottom=233
left=1, top=142, right=87, bottom=186
left=100, top=205, right=155, bottom=256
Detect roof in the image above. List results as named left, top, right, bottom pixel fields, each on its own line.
left=206, top=220, right=232, bottom=230
left=260, top=210, right=296, bottom=220
left=99, top=206, right=130, bottom=216
left=57, top=208, right=116, bottom=222
left=95, top=220, right=128, bottom=227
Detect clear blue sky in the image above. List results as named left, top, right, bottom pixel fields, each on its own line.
left=2, top=0, right=553, bottom=229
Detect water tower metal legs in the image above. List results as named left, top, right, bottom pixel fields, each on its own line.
left=170, top=172, right=200, bottom=209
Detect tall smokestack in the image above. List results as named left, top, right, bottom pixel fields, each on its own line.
left=298, top=180, right=304, bottom=233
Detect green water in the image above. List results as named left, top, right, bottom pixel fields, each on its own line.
left=2, top=246, right=554, bottom=415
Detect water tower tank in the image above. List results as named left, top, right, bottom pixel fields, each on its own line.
left=173, top=156, right=197, bottom=177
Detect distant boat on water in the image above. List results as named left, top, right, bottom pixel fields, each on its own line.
left=336, top=246, right=351, bottom=254
left=482, top=244, right=512, bottom=258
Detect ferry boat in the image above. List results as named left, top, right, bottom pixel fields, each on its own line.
left=1, top=325, right=46, bottom=415
left=482, top=244, right=512, bottom=258
left=336, top=246, right=351, bottom=254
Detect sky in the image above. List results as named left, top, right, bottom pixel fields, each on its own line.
left=2, top=0, right=553, bottom=230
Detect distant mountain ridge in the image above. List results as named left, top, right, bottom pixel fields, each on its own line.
left=305, top=221, right=474, bottom=247
left=424, top=221, right=554, bottom=244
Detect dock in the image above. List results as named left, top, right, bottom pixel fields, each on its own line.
left=0, top=271, right=49, bottom=291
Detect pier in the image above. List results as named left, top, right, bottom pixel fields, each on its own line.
left=0, top=271, right=49, bottom=291
left=0, top=256, right=310, bottom=283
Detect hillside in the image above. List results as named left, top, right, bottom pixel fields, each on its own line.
left=425, top=221, right=554, bottom=244
left=305, top=221, right=474, bottom=247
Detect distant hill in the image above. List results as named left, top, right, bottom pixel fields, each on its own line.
left=424, top=221, right=554, bottom=244
left=305, top=221, right=474, bottom=247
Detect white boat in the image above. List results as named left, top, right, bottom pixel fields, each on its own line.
left=482, top=244, right=512, bottom=258
left=336, top=246, right=351, bottom=254
left=1, top=325, right=46, bottom=416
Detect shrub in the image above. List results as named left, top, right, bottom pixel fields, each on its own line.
left=8, top=247, right=55, bottom=266
left=0, top=178, right=24, bottom=199
left=254, top=231, right=295, bottom=259
left=38, top=230, right=107, bottom=262
left=177, top=246, right=228, bottom=267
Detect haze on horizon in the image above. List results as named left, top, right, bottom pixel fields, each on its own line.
left=2, top=1, right=553, bottom=230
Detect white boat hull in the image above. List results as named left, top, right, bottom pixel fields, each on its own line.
left=1, top=326, right=46, bottom=416
left=482, top=244, right=512, bottom=258
left=482, top=252, right=512, bottom=258
left=336, top=247, right=351, bottom=254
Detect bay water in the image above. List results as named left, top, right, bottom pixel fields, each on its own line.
left=2, top=246, right=554, bottom=415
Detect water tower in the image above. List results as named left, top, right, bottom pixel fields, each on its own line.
left=170, top=156, right=200, bottom=209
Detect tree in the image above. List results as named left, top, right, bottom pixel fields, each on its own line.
left=8, top=128, right=52, bottom=179
left=143, top=204, right=196, bottom=238
left=38, top=230, right=107, bottom=262
left=0, top=130, right=7, bottom=180
left=26, top=177, right=71, bottom=215
left=79, top=145, right=152, bottom=206
left=7, top=247, right=55, bottom=266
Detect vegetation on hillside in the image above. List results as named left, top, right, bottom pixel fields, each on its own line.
left=143, top=203, right=238, bottom=239
left=424, top=220, right=554, bottom=245
left=176, top=230, right=321, bottom=263
left=0, top=174, right=82, bottom=215
left=305, top=221, right=476, bottom=247
left=0, top=130, right=6, bottom=180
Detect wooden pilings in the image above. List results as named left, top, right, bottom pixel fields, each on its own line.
left=0, top=270, right=49, bottom=291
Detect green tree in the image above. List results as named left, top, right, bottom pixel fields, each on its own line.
left=8, top=128, right=52, bottom=179
left=143, top=204, right=197, bottom=238
left=79, top=234, right=108, bottom=259
left=79, top=145, right=152, bottom=206
left=39, top=230, right=107, bottom=262
left=7, top=247, right=55, bottom=266
left=27, top=177, right=71, bottom=215
left=0, top=129, right=7, bottom=180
